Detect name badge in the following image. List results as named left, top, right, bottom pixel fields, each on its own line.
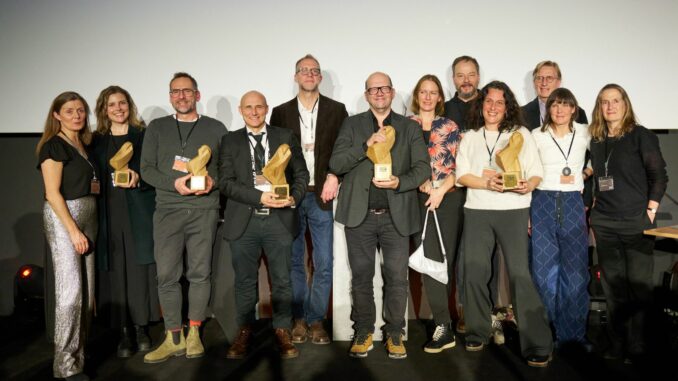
left=303, top=143, right=315, bottom=153
left=560, top=175, right=575, bottom=185
left=255, top=174, right=271, bottom=192
left=90, top=179, right=101, bottom=195
left=482, top=167, right=497, bottom=179
left=172, top=155, right=190, bottom=173
left=599, top=176, right=614, bottom=191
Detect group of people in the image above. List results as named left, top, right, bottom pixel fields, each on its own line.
left=36, top=54, right=667, bottom=380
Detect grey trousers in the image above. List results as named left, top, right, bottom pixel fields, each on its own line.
left=44, top=197, right=96, bottom=378
left=153, top=208, right=218, bottom=330
left=463, top=208, right=552, bottom=357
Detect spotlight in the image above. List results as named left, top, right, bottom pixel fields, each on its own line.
left=14, top=264, right=45, bottom=320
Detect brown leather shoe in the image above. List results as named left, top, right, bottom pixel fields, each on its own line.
left=309, top=321, right=330, bottom=344
left=275, top=328, right=299, bottom=359
left=226, top=326, right=252, bottom=359
left=291, top=319, right=308, bottom=344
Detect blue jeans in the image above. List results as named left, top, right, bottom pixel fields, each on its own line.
left=291, top=192, right=333, bottom=323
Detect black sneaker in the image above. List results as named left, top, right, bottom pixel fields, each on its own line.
left=424, top=323, right=456, bottom=353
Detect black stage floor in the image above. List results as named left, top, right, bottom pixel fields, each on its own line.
left=2, top=314, right=677, bottom=381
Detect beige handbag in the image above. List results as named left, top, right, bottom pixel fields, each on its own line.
left=408, top=209, right=448, bottom=284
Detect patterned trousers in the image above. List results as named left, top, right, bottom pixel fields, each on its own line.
left=530, top=190, right=589, bottom=343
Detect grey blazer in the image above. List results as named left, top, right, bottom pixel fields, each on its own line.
left=329, top=111, right=429, bottom=236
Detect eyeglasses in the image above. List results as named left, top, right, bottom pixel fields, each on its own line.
left=534, top=76, right=558, bottom=84
left=366, top=86, right=393, bottom=95
left=170, top=88, right=196, bottom=97
left=296, top=67, right=321, bottom=76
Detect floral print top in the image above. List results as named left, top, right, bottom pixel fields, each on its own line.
left=409, top=116, right=462, bottom=181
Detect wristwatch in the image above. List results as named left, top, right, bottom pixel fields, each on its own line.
left=647, top=207, right=658, bottom=214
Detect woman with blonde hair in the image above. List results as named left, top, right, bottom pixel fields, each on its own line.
left=91, top=85, right=159, bottom=358
left=589, top=83, right=667, bottom=361
left=37, top=91, right=96, bottom=381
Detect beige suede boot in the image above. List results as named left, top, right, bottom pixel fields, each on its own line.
left=143, top=330, right=186, bottom=363
left=186, top=325, right=205, bottom=358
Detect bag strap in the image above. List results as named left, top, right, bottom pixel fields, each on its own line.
left=420, top=209, right=430, bottom=240
left=432, top=210, right=447, bottom=257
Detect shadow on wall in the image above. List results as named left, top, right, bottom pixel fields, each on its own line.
left=0, top=213, right=44, bottom=315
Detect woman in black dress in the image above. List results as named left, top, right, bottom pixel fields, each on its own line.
left=91, top=86, right=159, bottom=357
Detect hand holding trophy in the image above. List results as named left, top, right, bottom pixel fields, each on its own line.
left=262, top=144, right=292, bottom=200
left=187, top=145, right=212, bottom=191
left=495, top=131, right=523, bottom=190
left=109, top=141, right=133, bottom=186
left=367, top=125, right=396, bottom=181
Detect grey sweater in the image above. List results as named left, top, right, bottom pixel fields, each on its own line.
left=141, top=115, right=227, bottom=209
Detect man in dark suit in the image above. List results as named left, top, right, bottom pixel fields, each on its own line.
left=521, top=60, right=588, bottom=130
left=270, top=54, right=348, bottom=345
left=443, top=55, right=481, bottom=131
left=329, top=72, right=429, bottom=359
left=219, top=91, right=309, bottom=360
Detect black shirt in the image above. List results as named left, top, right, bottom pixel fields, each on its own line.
left=443, top=92, right=476, bottom=132
left=38, top=136, right=95, bottom=200
left=367, top=111, right=392, bottom=209
left=590, top=126, right=667, bottom=218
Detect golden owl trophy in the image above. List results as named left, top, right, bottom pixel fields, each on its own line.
left=109, top=141, right=133, bottom=186
left=187, top=145, right=211, bottom=191
left=263, top=144, right=292, bottom=200
left=495, top=131, right=524, bottom=190
left=367, top=125, right=396, bottom=181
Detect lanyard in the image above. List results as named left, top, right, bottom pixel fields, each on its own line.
left=175, top=116, right=200, bottom=155
left=59, top=132, right=97, bottom=180
left=603, top=130, right=615, bottom=177
left=548, top=128, right=576, bottom=166
left=247, top=132, right=268, bottom=174
left=483, top=128, right=502, bottom=166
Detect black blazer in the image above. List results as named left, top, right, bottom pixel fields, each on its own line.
left=270, top=94, right=348, bottom=210
left=218, top=125, right=309, bottom=240
left=521, top=97, right=588, bottom=131
left=329, top=111, right=429, bottom=236
left=90, top=126, right=156, bottom=270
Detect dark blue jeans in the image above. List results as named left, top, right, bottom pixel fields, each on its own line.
left=291, top=192, right=334, bottom=324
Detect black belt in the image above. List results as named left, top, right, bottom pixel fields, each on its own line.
left=254, top=208, right=270, bottom=216
left=368, top=208, right=389, bottom=215
left=307, top=185, right=316, bottom=192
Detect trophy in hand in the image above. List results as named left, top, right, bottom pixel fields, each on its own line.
left=109, top=141, right=133, bottom=186
left=367, top=125, right=396, bottom=181
left=495, top=131, right=524, bottom=190
left=263, top=144, right=292, bottom=200
left=187, top=145, right=212, bottom=191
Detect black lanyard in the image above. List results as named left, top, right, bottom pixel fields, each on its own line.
left=483, top=128, right=502, bottom=166
left=247, top=132, right=268, bottom=174
left=603, top=130, right=615, bottom=177
left=548, top=128, right=576, bottom=165
left=175, top=116, right=200, bottom=155
left=59, top=132, right=97, bottom=180
left=298, top=97, right=319, bottom=142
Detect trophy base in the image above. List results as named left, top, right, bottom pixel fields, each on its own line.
left=502, top=171, right=521, bottom=190
left=189, top=176, right=206, bottom=191
left=272, top=184, right=289, bottom=200
left=113, top=170, right=129, bottom=186
left=374, top=163, right=392, bottom=181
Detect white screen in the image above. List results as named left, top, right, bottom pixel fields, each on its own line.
left=2, top=0, right=676, bottom=132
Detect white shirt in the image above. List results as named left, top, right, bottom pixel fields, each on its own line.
left=297, top=97, right=318, bottom=186
left=246, top=125, right=270, bottom=170
left=532, top=122, right=590, bottom=191
left=455, top=126, right=543, bottom=210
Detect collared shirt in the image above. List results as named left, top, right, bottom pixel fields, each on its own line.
left=297, top=97, right=319, bottom=186
left=367, top=111, right=392, bottom=209
left=246, top=125, right=270, bottom=183
left=532, top=122, right=590, bottom=191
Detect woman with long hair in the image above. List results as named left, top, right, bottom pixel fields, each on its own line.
left=456, top=81, right=552, bottom=367
left=588, top=84, right=667, bottom=361
left=91, top=86, right=159, bottom=358
left=37, top=91, right=96, bottom=381
left=530, top=88, right=591, bottom=348
left=409, top=74, right=464, bottom=353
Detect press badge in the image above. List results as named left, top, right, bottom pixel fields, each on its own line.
left=598, top=176, right=614, bottom=191
left=90, top=178, right=101, bottom=195
left=482, top=167, right=497, bottom=179
left=560, top=175, right=575, bottom=185
left=172, top=155, right=190, bottom=173
left=255, top=174, right=271, bottom=192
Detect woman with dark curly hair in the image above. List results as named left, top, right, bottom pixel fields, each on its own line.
left=456, top=81, right=553, bottom=367
left=589, top=84, right=667, bottom=362
left=91, top=86, right=160, bottom=358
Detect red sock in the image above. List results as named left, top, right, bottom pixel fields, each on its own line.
left=190, top=320, right=202, bottom=327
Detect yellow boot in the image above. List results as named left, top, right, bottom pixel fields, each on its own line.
left=186, top=325, right=205, bottom=358
left=143, top=330, right=186, bottom=363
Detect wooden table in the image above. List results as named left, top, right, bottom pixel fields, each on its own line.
left=644, top=225, right=678, bottom=239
